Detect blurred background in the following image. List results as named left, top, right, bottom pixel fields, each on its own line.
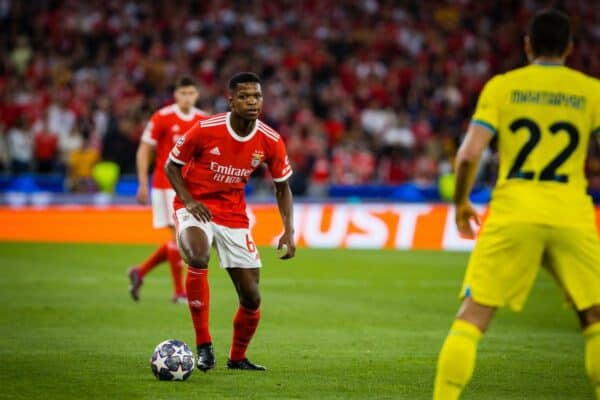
left=3, top=3, right=600, bottom=398
left=1, top=0, right=599, bottom=206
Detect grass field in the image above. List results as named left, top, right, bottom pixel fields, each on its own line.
left=0, top=242, right=593, bottom=399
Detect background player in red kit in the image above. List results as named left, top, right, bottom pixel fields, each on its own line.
left=128, top=76, right=208, bottom=303
left=165, top=72, right=296, bottom=371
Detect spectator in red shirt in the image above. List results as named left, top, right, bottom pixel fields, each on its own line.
left=34, top=125, right=58, bottom=173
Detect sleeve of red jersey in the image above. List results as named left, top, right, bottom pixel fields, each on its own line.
left=268, top=137, right=293, bottom=182
left=168, top=125, right=201, bottom=165
left=141, top=112, right=163, bottom=146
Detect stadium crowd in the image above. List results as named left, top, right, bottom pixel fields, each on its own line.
left=0, top=0, right=599, bottom=194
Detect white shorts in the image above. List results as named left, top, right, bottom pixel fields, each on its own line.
left=151, top=188, right=176, bottom=229
left=174, top=208, right=262, bottom=269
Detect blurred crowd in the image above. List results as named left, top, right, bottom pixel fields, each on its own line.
left=0, top=0, right=599, bottom=194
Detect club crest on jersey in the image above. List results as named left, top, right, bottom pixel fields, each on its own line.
left=251, top=151, right=264, bottom=168
left=172, top=125, right=180, bottom=132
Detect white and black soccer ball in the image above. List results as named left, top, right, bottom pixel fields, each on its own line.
left=150, top=339, right=195, bottom=381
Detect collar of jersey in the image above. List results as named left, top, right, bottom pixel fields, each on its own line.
left=532, top=61, right=563, bottom=66
left=173, top=104, right=196, bottom=121
left=226, top=112, right=259, bottom=142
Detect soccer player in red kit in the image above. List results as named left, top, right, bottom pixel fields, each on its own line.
left=128, top=76, right=208, bottom=303
left=165, top=72, right=296, bottom=371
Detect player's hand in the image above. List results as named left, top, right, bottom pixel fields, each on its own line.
left=455, top=202, right=481, bottom=239
left=277, top=230, right=296, bottom=260
left=136, top=185, right=149, bottom=205
left=185, top=199, right=212, bottom=223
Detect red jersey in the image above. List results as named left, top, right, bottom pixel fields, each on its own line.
left=141, top=104, right=208, bottom=188
left=169, top=112, right=293, bottom=228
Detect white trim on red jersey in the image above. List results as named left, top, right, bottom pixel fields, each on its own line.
left=200, top=114, right=227, bottom=127
left=141, top=120, right=157, bottom=145
left=273, top=170, right=293, bottom=182
left=225, top=112, right=260, bottom=142
left=142, top=105, right=207, bottom=147
left=141, top=135, right=157, bottom=146
left=159, top=104, right=207, bottom=121
left=169, top=154, right=186, bottom=165
left=258, top=121, right=280, bottom=142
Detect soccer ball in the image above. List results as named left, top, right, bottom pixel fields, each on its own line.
left=150, top=339, right=195, bottom=381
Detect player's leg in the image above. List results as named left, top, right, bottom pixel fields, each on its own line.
left=165, top=226, right=186, bottom=303
left=227, top=267, right=261, bottom=309
left=213, top=225, right=265, bottom=370
left=226, top=267, right=265, bottom=370
left=545, top=225, right=600, bottom=399
left=433, top=222, right=545, bottom=400
left=166, top=230, right=188, bottom=305
left=128, top=189, right=172, bottom=301
left=127, top=244, right=168, bottom=301
left=163, top=189, right=187, bottom=303
left=175, top=208, right=215, bottom=371
left=580, top=306, right=600, bottom=399
left=434, top=298, right=495, bottom=400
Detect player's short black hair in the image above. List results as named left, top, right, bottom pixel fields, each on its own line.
left=528, top=9, right=571, bottom=57
left=228, top=72, right=261, bottom=91
left=174, top=76, right=198, bottom=89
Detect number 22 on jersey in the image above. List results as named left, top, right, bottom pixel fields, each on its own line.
left=507, top=118, right=579, bottom=183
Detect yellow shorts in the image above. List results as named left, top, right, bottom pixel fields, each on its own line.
left=461, top=221, right=600, bottom=311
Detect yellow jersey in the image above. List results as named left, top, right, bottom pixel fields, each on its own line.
left=471, top=63, right=600, bottom=227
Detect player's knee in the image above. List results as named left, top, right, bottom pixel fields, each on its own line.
left=456, top=297, right=496, bottom=332
left=240, top=291, right=261, bottom=310
left=186, top=252, right=210, bottom=269
left=579, top=305, right=600, bottom=328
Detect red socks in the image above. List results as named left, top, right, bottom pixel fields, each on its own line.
left=138, top=243, right=168, bottom=278
left=229, top=306, right=261, bottom=361
left=166, top=241, right=185, bottom=295
left=186, top=267, right=261, bottom=358
left=138, top=241, right=185, bottom=297
left=186, top=268, right=211, bottom=345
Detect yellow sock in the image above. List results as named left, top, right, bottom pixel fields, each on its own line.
left=433, top=319, right=482, bottom=400
left=584, top=322, right=600, bottom=399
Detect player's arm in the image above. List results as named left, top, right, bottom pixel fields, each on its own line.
left=454, top=124, right=494, bottom=238
left=165, top=128, right=212, bottom=223
left=137, top=116, right=161, bottom=204
left=165, top=159, right=212, bottom=223
left=136, top=141, right=155, bottom=204
left=274, top=180, right=295, bottom=259
left=455, top=75, right=500, bottom=238
left=268, top=135, right=295, bottom=260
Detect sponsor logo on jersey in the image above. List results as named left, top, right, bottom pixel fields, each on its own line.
left=209, top=162, right=252, bottom=177
left=251, top=150, right=265, bottom=167
left=209, top=146, right=221, bottom=156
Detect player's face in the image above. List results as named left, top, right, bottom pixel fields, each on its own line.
left=174, top=86, right=199, bottom=111
left=229, top=83, right=263, bottom=120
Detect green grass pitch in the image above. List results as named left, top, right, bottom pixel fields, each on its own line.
left=0, top=242, right=593, bottom=399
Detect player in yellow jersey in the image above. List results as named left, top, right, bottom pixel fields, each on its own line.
left=433, top=10, right=600, bottom=400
